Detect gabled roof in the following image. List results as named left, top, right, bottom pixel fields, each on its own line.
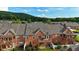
left=10, top=24, right=26, bottom=35
left=25, top=22, right=63, bottom=35
left=65, top=22, right=79, bottom=27
left=3, top=29, right=16, bottom=36
left=0, top=22, right=79, bottom=36
left=63, top=28, right=73, bottom=35
left=0, top=22, right=26, bottom=35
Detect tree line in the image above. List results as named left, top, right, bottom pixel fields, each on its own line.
left=0, top=11, right=79, bottom=23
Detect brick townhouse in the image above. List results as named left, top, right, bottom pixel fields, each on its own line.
left=0, top=22, right=79, bottom=50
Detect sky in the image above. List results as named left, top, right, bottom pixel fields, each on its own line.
left=0, top=7, right=8, bottom=11
left=1, top=7, right=79, bottom=18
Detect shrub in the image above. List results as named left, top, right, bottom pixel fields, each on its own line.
left=55, top=45, right=61, bottom=49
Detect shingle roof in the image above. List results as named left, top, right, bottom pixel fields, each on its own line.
left=64, top=22, right=79, bottom=27
left=11, top=24, right=26, bottom=35
left=0, top=22, right=79, bottom=35
left=0, top=22, right=11, bottom=34
left=0, top=22, right=26, bottom=35
left=25, top=22, right=63, bottom=35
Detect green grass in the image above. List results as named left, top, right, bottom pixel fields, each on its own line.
left=74, top=35, right=79, bottom=42
left=72, top=29, right=79, bottom=32
left=38, top=48, right=53, bottom=51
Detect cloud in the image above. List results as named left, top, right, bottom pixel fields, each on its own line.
left=37, top=9, right=48, bottom=12
left=49, top=7, right=64, bottom=11
left=57, top=8, right=64, bottom=10
left=0, top=7, right=8, bottom=11
left=37, top=14, right=47, bottom=17
left=23, top=9, right=28, bottom=13
left=57, top=16, right=63, bottom=17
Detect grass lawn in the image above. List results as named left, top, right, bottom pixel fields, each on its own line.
left=74, top=35, right=79, bottom=42
left=38, top=47, right=53, bottom=51
left=72, top=29, right=79, bottom=32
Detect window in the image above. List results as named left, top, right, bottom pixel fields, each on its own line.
left=6, top=38, right=8, bottom=40
left=9, top=38, right=12, bottom=41
left=2, top=44, right=6, bottom=49
left=13, top=36, right=15, bottom=39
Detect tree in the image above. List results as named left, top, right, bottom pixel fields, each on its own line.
left=46, top=19, right=51, bottom=23
left=28, top=19, right=32, bottom=23
left=1, top=11, right=79, bottom=22
left=16, top=19, right=21, bottom=24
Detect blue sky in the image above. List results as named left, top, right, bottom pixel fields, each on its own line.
left=8, top=7, right=79, bottom=18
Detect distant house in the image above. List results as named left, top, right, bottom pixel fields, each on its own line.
left=63, top=27, right=73, bottom=35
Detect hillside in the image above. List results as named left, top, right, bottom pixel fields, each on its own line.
left=0, top=11, right=35, bottom=20
left=0, top=11, right=79, bottom=22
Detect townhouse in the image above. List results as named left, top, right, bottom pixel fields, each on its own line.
left=0, top=21, right=79, bottom=50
